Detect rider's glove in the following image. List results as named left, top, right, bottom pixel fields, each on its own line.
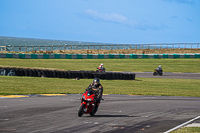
left=88, top=86, right=92, bottom=90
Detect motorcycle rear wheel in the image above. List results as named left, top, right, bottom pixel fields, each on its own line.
left=78, top=104, right=85, bottom=117
left=89, top=111, right=95, bottom=116
left=90, top=107, right=96, bottom=116
left=153, top=72, right=156, bottom=76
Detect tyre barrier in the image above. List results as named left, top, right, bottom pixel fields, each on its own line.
left=0, top=67, right=135, bottom=80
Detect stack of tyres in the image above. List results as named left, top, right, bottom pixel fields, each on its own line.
left=37, top=70, right=42, bottom=77
left=63, top=71, right=68, bottom=78
left=24, top=69, right=29, bottom=76
left=107, top=73, right=111, bottom=80
left=88, top=71, right=93, bottom=79
left=80, top=72, right=86, bottom=79
left=0, top=67, right=135, bottom=80
left=67, top=71, right=71, bottom=78
left=59, top=71, right=64, bottom=78
left=32, top=69, right=38, bottom=77
left=43, top=70, right=49, bottom=77
left=52, top=70, right=57, bottom=78
left=19, top=69, right=25, bottom=76
left=70, top=71, right=74, bottom=78
left=115, top=73, right=120, bottom=79
left=14, top=68, right=19, bottom=76
left=111, top=73, right=115, bottom=79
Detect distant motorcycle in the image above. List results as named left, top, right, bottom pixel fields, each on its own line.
left=96, top=67, right=106, bottom=73
left=78, top=90, right=98, bottom=117
left=153, top=69, right=163, bottom=76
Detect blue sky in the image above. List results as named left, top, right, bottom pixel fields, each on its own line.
left=0, top=0, right=200, bottom=44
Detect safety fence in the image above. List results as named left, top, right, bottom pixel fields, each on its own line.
left=0, top=67, right=135, bottom=80
left=0, top=53, right=200, bottom=59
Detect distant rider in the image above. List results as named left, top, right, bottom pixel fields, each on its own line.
left=85, top=78, right=103, bottom=113
left=98, top=63, right=104, bottom=71
left=157, top=65, right=163, bottom=74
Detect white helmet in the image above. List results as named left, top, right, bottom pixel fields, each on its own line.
left=101, top=63, right=103, bottom=66
left=159, top=65, right=161, bottom=67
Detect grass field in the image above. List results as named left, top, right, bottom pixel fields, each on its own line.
left=0, top=58, right=200, bottom=97
left=0, top=73, right=199, bottom=97
left=172, top=127, right=200, bottom=133
left=0, top=58, right=200, bottom=73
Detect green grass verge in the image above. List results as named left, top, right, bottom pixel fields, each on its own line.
left=0, top=58, right=199, bottom=97
left=172, top=127, right=200, bottom=133
left=0, top=76, right=199, bottom=97
left=0, top=58, right=200, bottom=73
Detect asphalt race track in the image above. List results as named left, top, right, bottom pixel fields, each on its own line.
left=134, top=72, right=200, bottom=79
left=0, top=95, right=200, bottom=133
left=0, top=73, right=200, bottom=133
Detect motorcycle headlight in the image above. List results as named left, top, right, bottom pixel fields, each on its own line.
left=87, top=98, right=92, bottom=101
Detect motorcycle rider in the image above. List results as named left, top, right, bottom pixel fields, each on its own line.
left=157, top=65, right=163, bottom=74
left=85, top=77, right=103, bottom=113
left=98, top=63, right=104, bottom=71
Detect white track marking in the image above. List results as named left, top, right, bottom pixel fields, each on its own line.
left=164, top=116, right=200, bottom=133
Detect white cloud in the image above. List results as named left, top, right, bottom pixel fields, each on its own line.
left=84, top=9, right=166, bottom=31
left=85, top=9, right=128, bottom=23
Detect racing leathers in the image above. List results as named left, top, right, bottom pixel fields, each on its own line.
left=86, top=83, right=103, bottom=112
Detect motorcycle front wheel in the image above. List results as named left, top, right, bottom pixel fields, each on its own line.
left=78, top=104, right=85, bottom=117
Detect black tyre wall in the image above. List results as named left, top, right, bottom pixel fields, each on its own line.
left=0, top=67, right=135, bottom=80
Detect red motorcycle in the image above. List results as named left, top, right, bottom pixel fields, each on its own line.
left=96, top=67, right=106, bottom=72
left=78, top=90, right=97, bottom=117
left=153, top=69, right=163, bottom=76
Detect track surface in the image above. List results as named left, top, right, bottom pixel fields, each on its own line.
left=0, top=95, right=200, bottom=133
left=0, top=73, right=200, bottom=133
left=134, top=72, right=200, bottom=79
